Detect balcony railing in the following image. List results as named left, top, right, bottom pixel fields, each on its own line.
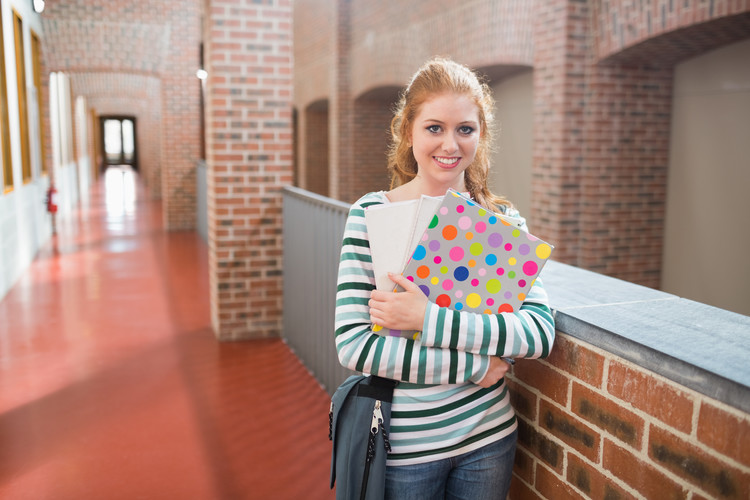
left=282, top=186, right=355, bottom=393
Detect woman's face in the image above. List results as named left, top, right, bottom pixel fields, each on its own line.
left=409, top=92, right=480, bottom=192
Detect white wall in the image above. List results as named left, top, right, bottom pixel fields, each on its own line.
left=662, top=38, right=750, bottom=316
left=0, top=0, right=48, bottom=301
left=0, top=1, right=90, bottom=301
left=489, top=70, right=533, bottom=217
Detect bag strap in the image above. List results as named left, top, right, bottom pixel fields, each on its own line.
left=356, top=375, right=398, bottom=403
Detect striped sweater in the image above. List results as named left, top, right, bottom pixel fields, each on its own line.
left=334, top=191, right=555, bottom=466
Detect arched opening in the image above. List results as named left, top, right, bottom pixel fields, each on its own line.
left=304, top=99, right=329, bottom=197
left=353, top=86, right=401, bottom=196
left=477, top=65, right=534, bottom=216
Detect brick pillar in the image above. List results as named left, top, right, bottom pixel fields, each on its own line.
left=160, top=2, right=202, bottom=230
left=205, top=0, right=293, bottom=340
left=532, top=0, right=671, bottom=288
left=329, top=0, right=353, bottom=202
left=532, top=1, right=584, bottom=265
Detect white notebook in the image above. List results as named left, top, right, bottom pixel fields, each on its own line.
left=365, top=194, right=443, bottom=293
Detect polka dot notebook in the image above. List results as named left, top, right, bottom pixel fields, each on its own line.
left=374, top=189, right=554, bottom=339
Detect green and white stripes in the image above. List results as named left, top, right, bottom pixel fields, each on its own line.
left=334, top=192, right=555, bottom=465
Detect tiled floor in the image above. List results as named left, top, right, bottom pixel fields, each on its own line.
left=0, top=167, right=335, bottom=499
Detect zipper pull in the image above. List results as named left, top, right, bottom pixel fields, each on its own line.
left=371, top=400, right=384, bottom=435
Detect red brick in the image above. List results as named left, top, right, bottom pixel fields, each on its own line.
left=539, top=400, right=600, bottom=462
left=649, top=425, right=750, bottom=500
left=571, top=382, right=645, bottom=449
left=507, top=378, right=538, bottom=422
left=543, top=335, right=604, bottom=388
left=516, top=417, right=564, bottom=474
left=697, top=402, right=750, bottom=466
left=567, top=453, right=636, bottom=500
left=513, top=446, right=535, bottom=485
left=512, top=360, right=570, bottom=407
left=509, top=475, right=540, bottom=500
left=603, top=439, right=687, bottom=500
left=607, top=361, right=694, bottom=433
left=535, top=463, right=585, bottom=500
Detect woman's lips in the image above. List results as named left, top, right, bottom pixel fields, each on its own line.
left=434, top=156, right=460, bottom=168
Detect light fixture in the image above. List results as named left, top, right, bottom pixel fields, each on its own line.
left=196, top=69, right=208, bottom=80
left=33, top=0, right=45, bottom=13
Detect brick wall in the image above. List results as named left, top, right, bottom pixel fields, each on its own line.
left=577, top=64, right=673, bottom=287
left=205, top=0, right=293, bottom=340
left=508, top=333, right=750, bottom=499
left=348, top=0, right=535, bottom=99
left=41, top=0, right=202, bottom=230
left=295, top=1, right=750, bottom=288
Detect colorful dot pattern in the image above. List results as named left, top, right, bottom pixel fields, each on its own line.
left=402, top=189, right=553, bottom=318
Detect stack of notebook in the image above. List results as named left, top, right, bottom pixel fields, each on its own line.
left=365, top=189, right=554, bottom=339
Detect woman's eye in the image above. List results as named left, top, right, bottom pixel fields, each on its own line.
left=459, top=126, right=475, bottom=135
left=426, top=125, right=441, bottom=133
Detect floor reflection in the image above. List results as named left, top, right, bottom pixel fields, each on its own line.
left=104, top=166, right=137, bottom=231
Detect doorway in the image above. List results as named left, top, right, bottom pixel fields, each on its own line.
left=100, top=116, right=137, bottom=170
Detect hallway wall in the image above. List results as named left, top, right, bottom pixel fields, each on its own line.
left=662, top=38, right=750, bottom=316
left=0, top=0, right=49, bottom=301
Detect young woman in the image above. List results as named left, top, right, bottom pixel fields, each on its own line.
left=334, top=58, right=555, bottom=499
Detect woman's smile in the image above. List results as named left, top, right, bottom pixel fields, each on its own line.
left=434, top=156, right=461, bottom=168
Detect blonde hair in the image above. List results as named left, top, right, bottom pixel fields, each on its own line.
left=387, top=57, right=511, bottom=210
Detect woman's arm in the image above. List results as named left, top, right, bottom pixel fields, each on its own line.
left=418, top=279, right=555, bottom=359
left=369, top=272, right=555, bottom=360
left=334, top=195, right=491, bottom=385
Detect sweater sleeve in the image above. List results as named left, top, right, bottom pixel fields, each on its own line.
left=334, top=194, right=490, bottom=385
left=419, top=278, right=555, bottom=359
left=419, top=208, right=555, bottom=359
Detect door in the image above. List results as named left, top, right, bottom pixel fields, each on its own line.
left=100, top=116, right=137, bottom=170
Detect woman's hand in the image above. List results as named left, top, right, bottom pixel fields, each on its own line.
left=369, top=273, right=428, bottom=332
left=476, top=357, right=511, bottom=388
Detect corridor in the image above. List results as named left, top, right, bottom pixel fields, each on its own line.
left=0, top=167, right=334, bottom=499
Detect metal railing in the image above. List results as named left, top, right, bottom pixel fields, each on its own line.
left=282, top=186, right=354, bottom=394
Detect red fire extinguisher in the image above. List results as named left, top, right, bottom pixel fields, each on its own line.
left=46, top=185, right=58, bottom=214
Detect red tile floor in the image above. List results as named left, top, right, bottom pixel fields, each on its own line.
left=0, top=167, right=335, bottom=499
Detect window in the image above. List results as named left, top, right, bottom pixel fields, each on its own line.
left=31, top=30, right=45, bottom=176
left=13, top=10, right=31, bottom=184
left=0, top=7, right=12, bottom=192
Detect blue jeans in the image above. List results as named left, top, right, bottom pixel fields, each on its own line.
left=384, top=429, right=518, bottom=500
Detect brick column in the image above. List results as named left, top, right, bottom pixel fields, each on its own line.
left=329, top=0, right=353, bottom=202
left=160, top=2, right=202, bottom=230
left=532, top=0, right=584, bottom=265
left=578, top=64, right=672, bottom=288
left=533, top=0, right=671, bottom=288
left=205, top=0, right=293, bottom=340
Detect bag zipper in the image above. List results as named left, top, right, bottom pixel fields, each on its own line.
left=328, top=401, right=334, bottom=441
left=361, top=400, right=390, bottom=500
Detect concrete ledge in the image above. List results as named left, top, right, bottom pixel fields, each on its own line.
left=543, top=260, right=750, bottom=413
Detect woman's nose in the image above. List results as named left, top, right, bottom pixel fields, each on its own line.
left=442, top=133, right=458, bottom=153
